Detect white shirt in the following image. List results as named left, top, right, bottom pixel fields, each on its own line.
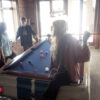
left=0, top=32, right=12, bottom=57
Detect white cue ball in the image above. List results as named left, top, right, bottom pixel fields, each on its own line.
left=45, top=67, right=49, bottom=71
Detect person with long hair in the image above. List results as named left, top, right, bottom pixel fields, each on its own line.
left=43, top=20, right=90, bottom=100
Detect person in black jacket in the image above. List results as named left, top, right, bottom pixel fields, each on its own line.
left=16, top=17, right=37, bottom=51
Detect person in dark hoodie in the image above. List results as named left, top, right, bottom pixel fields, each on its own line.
left=16, top=17, right=37, bottom=51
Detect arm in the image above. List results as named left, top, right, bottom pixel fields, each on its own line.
left=29, top=26, right=39, bottom=42
left=0, top=37, right=4, bottom=61
left=75, top=42, right=90, bottom=62
left=63, top=33, right=90, bottom=82
left=50, top=58, right=55, bottom=71
left=29, top=26, right=36, bottom=36
left=76, top=32, right=90, bottom=62
left=16, top=27, right=21, bottom=40
left=0, top=48, right=5, bottom=63
left=49, top=58, right=58, bottom=78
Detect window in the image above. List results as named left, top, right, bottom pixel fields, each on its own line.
left=0, top=0, right=18, bottom=41
left=68, top=0, right=80, bottom=39
left=51, top=0, right=64, bottom=15
left=39, top=0, right=95, bottom=42
left=82, top=0, right=95, bottom=42
left=39, top=1, right=51, bottom=40
left=68, top=0, right=95, bottom=42
left=39, top=0, right=65, bottom=40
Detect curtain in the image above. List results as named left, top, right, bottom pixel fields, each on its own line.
left=93, top=0, right=100, bottom=49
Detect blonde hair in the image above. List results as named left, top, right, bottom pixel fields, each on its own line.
left=51, top=20, right=68, bottom=68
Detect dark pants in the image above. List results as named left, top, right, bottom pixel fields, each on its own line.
left=42, top=72, right=71, bottom=100
left=23, top=45, right=32, bottom=51
left=0, top=61, right=4, bottom=68
left=6, top=52, right=16, bottom=61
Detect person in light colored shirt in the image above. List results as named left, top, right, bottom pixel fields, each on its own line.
left=0, top=22, right=14, bottom=60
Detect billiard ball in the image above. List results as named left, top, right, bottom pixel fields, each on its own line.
left=19, top=62, right=23, bottom=66
left=40, top=54, right=44, bottom=57
left=40, top=50, right=43, bottom=53
left=45, top=67, right=49, bottom=71
left=45, top=51, right=48, bottom=56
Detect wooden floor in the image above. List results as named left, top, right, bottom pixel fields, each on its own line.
left=90, top=47, right=100, bottom=100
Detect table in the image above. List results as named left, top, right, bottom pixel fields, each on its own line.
left=1, top=40, right=51, bottom=100
left=5, top=40, right=51, bottom=79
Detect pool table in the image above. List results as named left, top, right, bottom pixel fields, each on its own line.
left=4, top=40, right=51, bottom=79
left=0, top=40, right=90, bottom=100
left=0, top=40, right=51, bottom=100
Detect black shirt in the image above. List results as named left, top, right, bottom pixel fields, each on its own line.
left=16, top=25, right=36, bottom=47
